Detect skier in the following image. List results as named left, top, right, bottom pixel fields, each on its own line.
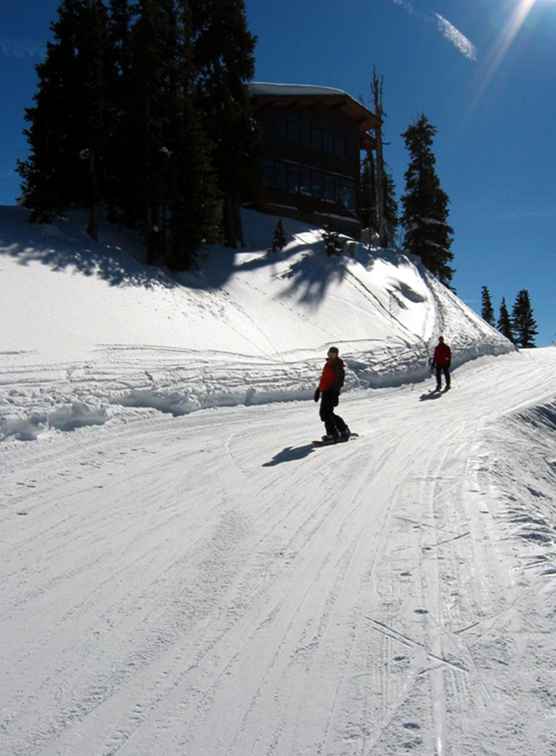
left=314, top=346, right=351, bottom=442
left=431, top=336, right=451, bottom=391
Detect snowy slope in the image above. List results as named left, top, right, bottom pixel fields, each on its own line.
left=0, top=206, right=512, bottom=440
left=1, top=348, right=556, bottom=755
left=1, top=205, right=555, bottom=755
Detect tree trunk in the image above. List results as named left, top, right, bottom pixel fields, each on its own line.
left=371, top=69, right=386, bottom=246
left=87, top=148, right=98, bottom=241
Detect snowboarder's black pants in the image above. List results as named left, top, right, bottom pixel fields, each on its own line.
left=319, top=390, right=348, bottom=437
left=435, top=365, right=451, bottom=389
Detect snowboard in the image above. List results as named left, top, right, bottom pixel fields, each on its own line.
left=313, top=433, right=359, bottom=447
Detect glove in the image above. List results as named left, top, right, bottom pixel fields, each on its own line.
left=314, top=388, right=320, bottom=402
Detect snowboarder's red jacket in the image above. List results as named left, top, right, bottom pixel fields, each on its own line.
left=432, top=343, right=451, bottom=367
left=319, top=358, right=345, bottom=392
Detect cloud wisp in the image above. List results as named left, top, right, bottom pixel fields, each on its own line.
left=390, top=1, right=477, bottom=62
left=435, top=13, right=477, bottom=61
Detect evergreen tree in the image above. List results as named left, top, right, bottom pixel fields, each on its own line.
left=271, top=219, right=287, bottom=252
left=497, top=298, right=515, bottom=343
left=18, top=0, right=227, bottom=267
left=511, top=289, right=538, bottom=348
left=165, top=0, right=221, bottom=270
left=103, top=0, right=134, bottom=223
left=18, top=0, right=111, bottom=223
left=383, top=167, right=399, bottom=247
left=400, top=114, right=454, bottom=285
left=191, top=0, right=257, bottom=248
left=481, top=286, right=495, bottom=327
left=83, top=0, right=111, bottom=240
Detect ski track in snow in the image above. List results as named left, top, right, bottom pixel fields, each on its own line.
left=1, top=348, right=556, bottom=755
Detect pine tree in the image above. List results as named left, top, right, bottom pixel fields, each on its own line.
left=400, top=114, right=454, bottom=285
left=383, top=167, right=399, bottom=247
left=191, top=0, right=257, bottom=248
left=83, top=0, right=111, bottom=240
left=18, top=0, right=111, bottom=223
left=165, top=1, right=221, bottom=270
left=271, top=219, right=287, bottom=252
left=481, top=286, right=495, bottom=327
left=497, top=298, right=515, bottom=343
left=511, top=289, right=538, bottom=348
left=103, top=0, right=134, bottom=223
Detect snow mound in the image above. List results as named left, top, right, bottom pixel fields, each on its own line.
left=0, top=206, right=513, bottom=441
left=482, top=397, right=556, bottom=573
left=1, top=401, right=108, bottom=441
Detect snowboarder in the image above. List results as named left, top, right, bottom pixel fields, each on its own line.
left=314, top=346, right=351, bottom=442
left=431, top=336, right=451, bottom=391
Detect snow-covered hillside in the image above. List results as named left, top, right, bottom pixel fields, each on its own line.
left=0, top=206, right=511, bottom=440
left=2, top=206, right=556, bottom=755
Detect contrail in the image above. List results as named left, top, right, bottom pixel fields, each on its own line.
left=435, top=13, right=477, bottom=61
left=389, top=0, right=477, bottom=62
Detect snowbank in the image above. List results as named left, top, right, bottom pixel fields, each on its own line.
left=482, top=398, right=556, bottom=573
left=0, top=207, right=513, bottom=441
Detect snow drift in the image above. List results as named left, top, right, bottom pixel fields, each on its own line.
left=0, top=206, right=512, bottom=441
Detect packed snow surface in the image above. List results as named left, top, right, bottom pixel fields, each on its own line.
left=1, top=206, right=555, bottom=755
left=2, top=348, right=556, bottom=755
left=0, top=206, right=511, bottom=441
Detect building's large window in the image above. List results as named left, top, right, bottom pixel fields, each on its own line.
left=262, top=160, right=286, bottom=191
left=263, top=160, right=355, bottom=210
left=271, top=113, right=352, bottom=160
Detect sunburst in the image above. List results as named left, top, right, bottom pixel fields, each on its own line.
left=472, top=0, right=538, bottom=109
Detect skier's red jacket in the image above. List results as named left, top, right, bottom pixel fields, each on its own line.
left=319, top=358, right=345, bottom=392
left=432, top=343, right=451, bottom=367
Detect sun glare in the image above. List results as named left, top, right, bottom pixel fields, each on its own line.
left=471, top=0, right=537, bottom=110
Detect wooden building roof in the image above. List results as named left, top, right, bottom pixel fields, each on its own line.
left=249, top=82, right=379, bottom=131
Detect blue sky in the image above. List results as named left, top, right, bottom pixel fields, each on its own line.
left=1, top=1, right=554, bottom=344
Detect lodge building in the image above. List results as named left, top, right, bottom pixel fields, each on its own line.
left=249, top=83, right=378, bottom=238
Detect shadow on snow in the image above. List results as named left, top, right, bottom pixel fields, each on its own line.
left=262, top=443, right=315, bottom=467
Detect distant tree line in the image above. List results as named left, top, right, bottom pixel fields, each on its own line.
left=18, top=0, right=257, bottom=270
left=481, top=285, right=538, bottom=348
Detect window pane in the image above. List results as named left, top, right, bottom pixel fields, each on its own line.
left=311, top=127, right=322, bottom=151
left=325, top=174, right=336, bottom=202
left=287, top=114, right=300, bottom=144
left=312, top=170, right=324, bottom=198
left=262, top=160, right=274, bottom=188
left=323, top=132, right=334, bottom=154
left=335, top=135, right=346, bottom=158
left=273, top=161, right=285, bottom=190
left=299, top=166, right=312, bottom=195
left=273, top=117, right=286, bottom=143
left=287, top=164, right=299, bottom=194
